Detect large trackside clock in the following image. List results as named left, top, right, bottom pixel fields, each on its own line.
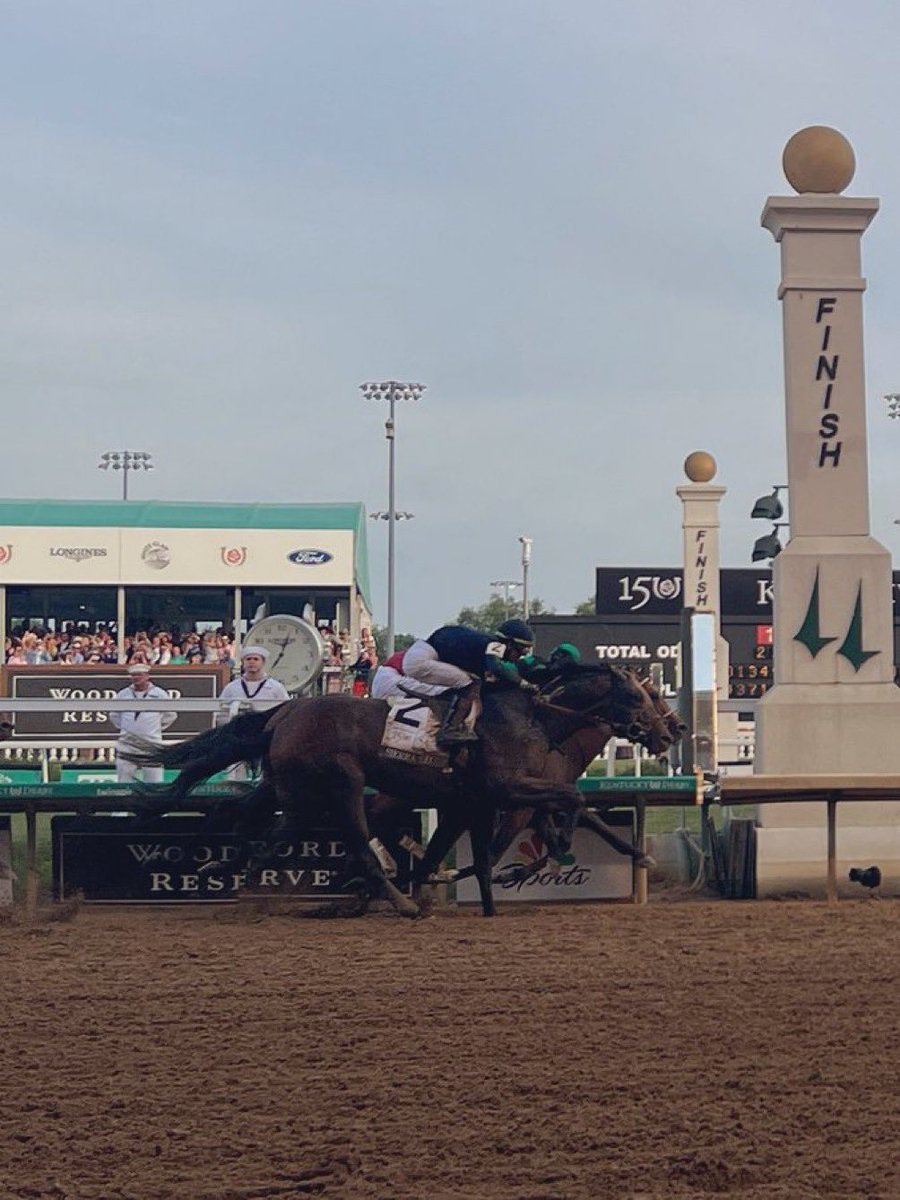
left=244, top=614, right=326, bottom=694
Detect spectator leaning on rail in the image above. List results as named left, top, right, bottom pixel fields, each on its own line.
left=109, top=663, right=177, bottom=784
left=399, top=619, right=538, bottom=747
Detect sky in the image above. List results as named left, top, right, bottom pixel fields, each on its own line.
left=3, top=0, right=900, bottom=636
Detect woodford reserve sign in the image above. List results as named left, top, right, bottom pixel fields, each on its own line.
left=52, top=814, right=419, bottom=903
left=0, top=665, right=230, bottom=741
left=529, top=567, right=900, bottom=702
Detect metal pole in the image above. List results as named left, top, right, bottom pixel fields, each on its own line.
left=123, top=458, right=128, bottom=502
left=116, top=586, right=126, bottom=662
left=25, top=804, right=38, bottom=922
left=386, top=391, right=396, bottom=658
left=826, top=796, right=838, bottom=903
left=519, top=536, right=532, bottom=619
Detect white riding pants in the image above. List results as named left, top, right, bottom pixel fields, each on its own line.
left=402, top=640, right=472, bottom=689
left=370, top=664, right=447, bottom=700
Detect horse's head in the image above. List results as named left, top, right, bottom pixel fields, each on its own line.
left=541, top=663, right=645, bottom=735
left=609, top=669, right=685, bottom=756
left=632, top=671, right=687, bottom=750
left=543, top=663, right=680, bottom=755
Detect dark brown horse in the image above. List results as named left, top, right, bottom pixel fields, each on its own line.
left=413, top=669, right=685, bottom=888
left=124, top=663, right=662, bottom=917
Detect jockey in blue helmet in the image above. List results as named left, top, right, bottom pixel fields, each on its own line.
left=401, top=618, right=537, bottom=746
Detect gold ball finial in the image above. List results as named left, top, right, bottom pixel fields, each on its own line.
left=782, top=126, right=856, bottom=194
left=684, top=451, right=717, bottom=483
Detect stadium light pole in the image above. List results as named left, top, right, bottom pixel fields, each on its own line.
left=360, top=381, right=425, bottom=656
left=490, top=579, right=522, bottom=620
left=97, top=451, right=154, bottom=500
left=884, top=392, right=900, bottom=419
left=518, top=536, right=533, bottom=619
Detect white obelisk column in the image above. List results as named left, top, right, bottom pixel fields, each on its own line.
left=676, top=451, right=736, bottom=765
left=756, top=127, right=900, bottom=781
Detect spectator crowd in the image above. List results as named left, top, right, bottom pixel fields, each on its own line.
left=4, top=621, right=380, bottom=683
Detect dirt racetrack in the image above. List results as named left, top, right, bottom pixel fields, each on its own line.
left=3, top=897, right=899, bottom=1200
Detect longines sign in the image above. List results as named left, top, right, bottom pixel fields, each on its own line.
left=1, top=666, right=229, bottom=741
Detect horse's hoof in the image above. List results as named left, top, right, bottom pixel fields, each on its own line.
left=637, top=854, right=657, bottom=869
left=426, top=868, right=459, bottom=884
left=395, top=896, right=420, bottom=918
left=493, top=865, right=528, bottom=886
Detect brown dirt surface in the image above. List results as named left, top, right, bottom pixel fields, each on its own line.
left=3, top=897, right=899, bottom=1200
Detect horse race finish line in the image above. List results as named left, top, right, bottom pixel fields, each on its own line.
left=0, top=776, right=703, bottom=916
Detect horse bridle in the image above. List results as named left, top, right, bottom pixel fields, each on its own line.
left=537, top=668, right=644, bottom=735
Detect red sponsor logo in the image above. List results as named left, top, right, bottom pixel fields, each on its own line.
left=0, top=545, right=11, bottom=565
left=221, top=546, right=247, bottom=567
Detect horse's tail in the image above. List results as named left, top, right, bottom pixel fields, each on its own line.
left=121, top=704, right=287, bottom=796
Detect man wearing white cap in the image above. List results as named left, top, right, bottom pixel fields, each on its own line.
left=110, top=664, right=177, bottom=784
left=219, top=645, right=291, bottom=706
left=219, top=646, right=290, bottom=780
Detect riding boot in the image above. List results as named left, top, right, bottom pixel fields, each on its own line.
left=436, top=681, right=480, bottom=747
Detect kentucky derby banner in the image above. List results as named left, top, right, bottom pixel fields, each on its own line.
left=454, top=811, right=636, bottom=905
left=52, top=814, right=419, bottom=903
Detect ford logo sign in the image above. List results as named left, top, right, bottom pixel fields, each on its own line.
left=288, top=549, right=333, bottom=565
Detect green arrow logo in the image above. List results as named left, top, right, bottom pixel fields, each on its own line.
left=793, top=567, right=837, bottom=658
left=837, top=584, right=880, bottom=672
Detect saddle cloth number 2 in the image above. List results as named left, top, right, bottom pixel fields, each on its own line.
left=383, top=699, right=440, bottom=755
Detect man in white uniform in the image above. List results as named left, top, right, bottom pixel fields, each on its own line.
left=219, top=646, right=290, bottom=780
left=110, top=664, right=177, bottom=784
left=219, top=645, right=291, bottom=707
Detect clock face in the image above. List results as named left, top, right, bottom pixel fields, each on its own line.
left=245, top=615, right=325, bottom=693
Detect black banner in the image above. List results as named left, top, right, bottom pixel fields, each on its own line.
left=532, top=617, right=681, bottom=696
left=2, top=665, right=229, bottom=741
left=596, top=566, right=900, bottom=619
left=595, top=567, right=778, bottom=618
left=52, top=814, right=419, bottom=903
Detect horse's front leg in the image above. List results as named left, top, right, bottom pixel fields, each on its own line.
left=497, top=778, right=584, bottom=859
left=450, top=806, right=533, bottom=884
left=411, top=809, right=469, bottom=901
left=468, top=801, right=497, bottom=917
left=580, top=808, right=656, bottom=868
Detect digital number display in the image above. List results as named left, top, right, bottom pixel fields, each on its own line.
left=728, top=658, right=773, bottom=698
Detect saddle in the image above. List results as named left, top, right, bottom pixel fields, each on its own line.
left=400, top=681, right=480, bottom=747
left=379, top=683, right=480, bottom=767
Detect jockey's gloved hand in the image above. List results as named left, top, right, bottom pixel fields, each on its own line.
left=519, top=679, right=540, bottom=695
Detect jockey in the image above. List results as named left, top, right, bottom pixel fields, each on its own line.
left=369, top=648, right=446, bottom=701
left=519, top=642, right=582, bottom=684
left=402, top=618, right=538, bottom=746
